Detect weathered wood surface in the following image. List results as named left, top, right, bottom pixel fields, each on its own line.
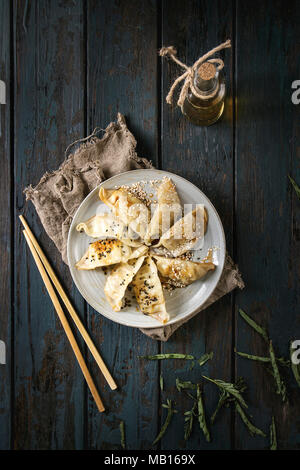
left=13, top=0, right=86, bottom=449
left=86, top=0, right=159, bottom=450
left=160, top=0, right=234, bottom=450
left=0, top=0, right=12, bottom=451
left=0, top=0, right=299, bottom=450
left=235, top=0, right=300, bottom=449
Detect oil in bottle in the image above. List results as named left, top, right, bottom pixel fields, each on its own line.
left=182, top=61, right=226, bottom=126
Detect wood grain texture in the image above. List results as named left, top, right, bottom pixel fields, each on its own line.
left=0, top=0, right=11, bottom=451
left=0, top=0, right=299, bottom=451
left=235, top=0, right=300, bottom=450
left=13, top=0, right=86, bottom=449
left=86, top=0, right=160, bottom=450
left=160, top=0, right=234, bottom=450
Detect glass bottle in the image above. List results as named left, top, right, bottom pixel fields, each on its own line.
left=182, top=61, right=226, bottom=126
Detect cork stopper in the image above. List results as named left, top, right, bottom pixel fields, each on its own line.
left=198, top=62, right=216, bottom=80
left=196, top=62, right=217, bottom=92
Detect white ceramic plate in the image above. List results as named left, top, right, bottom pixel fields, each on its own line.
left=67, top=169, right=226, bottom=329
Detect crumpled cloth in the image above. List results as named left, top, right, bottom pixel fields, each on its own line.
left=25, top=113, right=244, bottom=341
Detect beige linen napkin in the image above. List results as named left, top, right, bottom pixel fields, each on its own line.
left=25, top=113, right=244, bottom=341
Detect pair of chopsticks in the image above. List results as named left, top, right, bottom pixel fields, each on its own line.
left=20, top=215, right=117, bottom=413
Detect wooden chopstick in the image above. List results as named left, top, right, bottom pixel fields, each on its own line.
left=19, top=215, right=117, bottom=391
left=22, top=229, right=105, bottom=413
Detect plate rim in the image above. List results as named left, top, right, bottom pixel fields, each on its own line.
left=67, top=169, right=226, bottom=329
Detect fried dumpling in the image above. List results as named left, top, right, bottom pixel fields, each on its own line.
left=104, top=256, right=145, bottom=312
left=76, top=213, right=142, bottom=247
left=145, top=177, right=182, bottom=244
left=132, top=256, right=169, bottom=324
left=156, top=177, right=181, bottom=207
left=153, top=255, right=215, bottom=286
left=99, top=187, right=150, bottom=239
left=127, top=244, right=149, bottom=259
left=155, top=205, right=208, bottom=257
left=75, top=239, right=148, bottom=270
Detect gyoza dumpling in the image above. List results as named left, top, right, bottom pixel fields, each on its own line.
left=155, top=205, right=208, bottom=257
left=104, top=256, right=146, bottom=312
left=132, top=256, right=169, bottom=324
left=156, top=177, right=181, bottom=207
left=99, top=187, right=150, bottom=239
left=75, top=239, right=148, bottom=270
left=145, top=177, right=182, bottom=244
left=153, top=255, right=215, bottom=285
left=76, top=213, right=142, bottom=247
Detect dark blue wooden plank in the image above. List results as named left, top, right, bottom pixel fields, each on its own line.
left=160, top=0, right=234, bottom=450
left=0, top=0, right=12, bottom=451
left=235, top=0, right=300, bottom=450
left=86, top=0, right=160, bottom=450
left=14, top=0, right=86, bottom=449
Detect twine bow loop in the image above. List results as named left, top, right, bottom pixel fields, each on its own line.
left=159, top=39, right=231, bottom=110
left=159, top=46, right=178, bottom=57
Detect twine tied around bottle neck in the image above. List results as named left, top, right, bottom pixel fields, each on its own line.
left=159, top=39, right=231, bottom=110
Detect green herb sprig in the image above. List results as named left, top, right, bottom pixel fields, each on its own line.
left=176, top=378, right=211, bottom=442
left=120, top=420, right=126, bottom=449
left=288, top=175, right=300, bottom=200
left=176, top=378, right=197, bottom=392
left=238, top=309, right=288, bottom=402
left=140, top=353, right=194, bottom=360
left=184, top=403, right=196, bottom=441
left=211, top=388, right=229, bottom=424
left=204, top=376, right=265, bottom=438
left=239, top=309, right=269, bottom=343
left=197, top=385, right=211, bottom=442
left=202, top=376, right=248, bottom=409
left=160, top=374, right=164, bottom=391
left=270, top=416, right=277, bottom=450
left=235, top=349, right=290, bottom=367
left=198, top=352, right=214, bottom=366
left=139, top=352, right=213, bottom=368
left=269, top=340, right=287, bottom=402
left=235, top=402, right=266, bottom=437
left=152, top=400, right=178, bottom=446
left=210, top=377, right=246, bottom=424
